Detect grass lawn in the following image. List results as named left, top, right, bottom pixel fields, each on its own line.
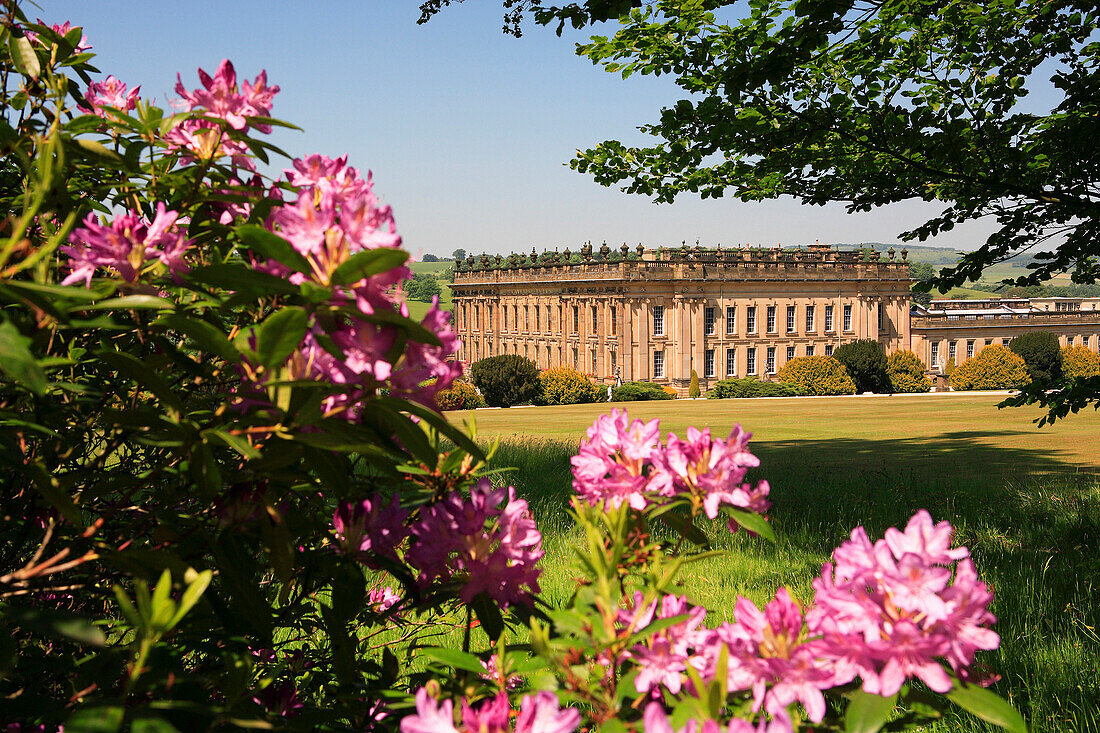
left=445, top=396, right=1100, bottom=731
left=409, top=260, right=454, bottom=275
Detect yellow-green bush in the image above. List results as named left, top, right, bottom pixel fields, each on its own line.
left=536, top=367, right=603, bottom=405
left=1062, top=345, right=1100, bottom=379
left=434, top=378, right=485, bottom=411
left=775, top=355, right=857, bottom=395
left=887, top=350, right=932, bottom=393
left=950, top=345, right=1031, bottom=390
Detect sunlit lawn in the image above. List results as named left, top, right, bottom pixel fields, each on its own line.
left=442, top=395, right=1100, bottom=732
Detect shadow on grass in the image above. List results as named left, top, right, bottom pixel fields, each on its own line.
left=490, top=431, right=1100, bottom=733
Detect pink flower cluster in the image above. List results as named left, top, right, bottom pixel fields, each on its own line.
left=808, top=510, right=999, bottom=696
left=622, top=512, right=998, bottom=729
left=61, top=204, right=193, bottom=287
left=27, top=19, right=90, bottom=51
left=571, top=410, right=770, bottom=528
left=80, top=75, right=140, bottom=119
left=248, top=154, right=462, bottom=412
left=643, top=703, right=787, bottom=733
left=332, top=481, right=542, bottom=608
left=408, top=480, right=543, bottom=607
left=166, top=59, right=279, bottom=170
left=401, top=688, right=579, bottom=733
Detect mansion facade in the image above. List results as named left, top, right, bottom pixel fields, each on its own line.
left=449, top=244, right=1100, bottom=394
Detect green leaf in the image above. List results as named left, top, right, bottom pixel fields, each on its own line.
left=422, top=647, right=486, bottom=674
left=254, top=306, right=308, bottom=368
left=96, top=351, right=183, bottom=412
left=845, top=690, right=898, bottom=733
left=64, top=706, right=124, bottom=733
left=330, top=248, right=409, bottom=286
left=0, top=318, right=47, bottom=395
left=1, top=607, right=106, bottom=646
left=132, top=718, right=181, bottom=733
left=72, top=138, right=123, bottom=162
left=722, top=507, right=775, bottom=542
left=187, top=263, right=299, bottom=296
left=154, top=314, right=239, bottom=361
left=202, top=429, right=261, bottom=460
left=9, top=34, right=40, bottom=79
left=946, top=683, right=1028, bottom=733
left=80, top=295, right=174, bottom=311
left=167, top=569, right=212, bottom=631
left=236, top=223, right=310, bottom=273
left=471, top=591, right=504, bottom=641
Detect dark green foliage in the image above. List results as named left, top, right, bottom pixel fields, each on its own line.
left=1009, top=332, right=1064, bottom=384
left=611, top=381, right=674, bottom=401
left=688, top=369, right=700, bottom=398
left=452, top=248, right=466, bottom=260
left=421, top=253, right=439, bottom=262
left=470, top=354, right=541, bottom=406
left=832, top=340, right=891, bottom=393
left=707, top=377, right=800, bottom=399
left=405, top=272, right=442, bottom=301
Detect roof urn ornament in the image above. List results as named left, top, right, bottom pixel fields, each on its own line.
left=901, top=247, right=909, bottom=261
left=636, top=243, right=644, bottom=256
left=620, top=242, right=630, bottom=258
left=888, top=246, right=896, bottom=261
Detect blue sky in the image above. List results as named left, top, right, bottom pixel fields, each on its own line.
left=39, top=0, right=1006, bottom=258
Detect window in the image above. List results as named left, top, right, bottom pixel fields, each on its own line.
left=705, top=307, right=716, bottom=336
left=592, top=306, right=598, bottom=333
left=747, top=347, right=757, bottom=374
left=807, top=345, right=815, bottom=357
left=786, top=305, right=796, bottom=333
left=766, top=347, right=776, bottom=374
left=705, top=349, right=715, bottom=378
left=966, top=340, right=975, bottom=359
left=1000, top=338, right=1009, bottom=347
left=610, top=308, right=616, bottom=335
left=546, top=305, right=552, bottom=332
left=825, top=344, right=834, bottom=357
left=474, top=342, right=479, bottom=360
left=503, top=307, right=508, bottom=331
left=525, top=306, right=529, bottom=330
left=487, top=307, right=492, bottom=330
left=726, top=348, right=736, bottom=376
left=767, top=305, right=777, bottom=333
left=878, top=304, right=886, bottom=332
left=806, top=306, right=815, bottom=333
left=726, top=306, right=736, bottom=335
left=653, top=305, right=665, bottom=336
left=949, top=341, right=957, bottom=362
left=747, top=306, right=757, bottom=333
left=610, top=351, right=616, bottom=373
left=573, top=306, right=579, bottom=333
left=572, top=347, right=578, bottom=367
left=787, top=346, right=795, bottom=362
left=654, top=350, right=665, bottom=378
left=475, top=306, right=480, bottom=329
left=535, top=307, right=540, bottom=331
left=931, top=342, right=939, bottom=366
left=842, top=304, right=852, bottom=332
left=825, top=305, right=834, bottom=332
left=592, top=350, right=597, bottom=374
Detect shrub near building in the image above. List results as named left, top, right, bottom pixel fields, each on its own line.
left=775, top=355, right=857, bottom=395
left=708, top=376, right=800, bottom=399
left=1009, top=331, right=1063, bottom=384
left=470, top=354, right=541, bottom=407
left=612, top=381, right=675, bottom=401
left=886, top=350, right=933, bottom=393
left=1062, top=344, right=1100, bottom=379
left=832, top=339, right=891, bottom=393
left=536, top=367, right=603, bottom=405
left=950, top=344, right=1031, bottom=391
left=435, top=378, right=486, bottom=411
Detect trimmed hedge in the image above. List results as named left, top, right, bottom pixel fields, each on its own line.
left=708, top=376, right=800, bottom=399
left=887, top=350, right=932, bottom=393
left=469, top=354, right=541, bottom=407
left=435, top=379, right=485, bottom=411
left=536, top=367, right=603, bottom=405
left=832, top=339, right=891, bottom=393
left=612, top=381, right=675, bottom=402
left=950, top=344, right=1031, bottom=391
left=1062, top=345, right=1100, bottom=379
left=688, top=369, right=701, bottom=398
left=775, top=356, right=857, bottom=395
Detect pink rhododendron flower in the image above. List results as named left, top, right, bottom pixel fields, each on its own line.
left=400, top=688, right=459, bottom=733
left=571, top=409, right=662, bottom=509
left=480, top=654, right=523, bottom=690
left=514, top=691, right=581, bottom=733
left=656, top=425, right=771, bottom=524
left=367, top=586, right=402, bottom=614
left=711, top=589, right=833, bottom=723
left=400, top=690, right=578, bottom=733
left=80, top=75, right=140, bottom=119
left=27, top=19, right=90, bottom=51
left=174, top=59, right=279, bottom=131
left=214, top=174, right=281, bottom=225
left=461, top=693, right=511, bottom=733
left=642, top=704, right=790, bottom=733
left=619, top=593, right=709, bottom=697
left=807, top=510, right=999, bottom=697
left=252, top=681, right=303, bottom=718
left=332, top=494, right=409, bottom=564
left=61, top=203, right=193, bottom=287
left=407, top=479, right=542, bottom=607
left=164, top=118, right=256, bottom=170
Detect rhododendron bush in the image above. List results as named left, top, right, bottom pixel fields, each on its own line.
left=0, top=5, right=1024, bottom=731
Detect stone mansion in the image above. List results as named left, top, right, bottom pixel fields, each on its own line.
left=449, top=243, right=1100, bottom=393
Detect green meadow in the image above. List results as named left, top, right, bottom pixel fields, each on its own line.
left=447, top=395, right=1100, bottom=732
